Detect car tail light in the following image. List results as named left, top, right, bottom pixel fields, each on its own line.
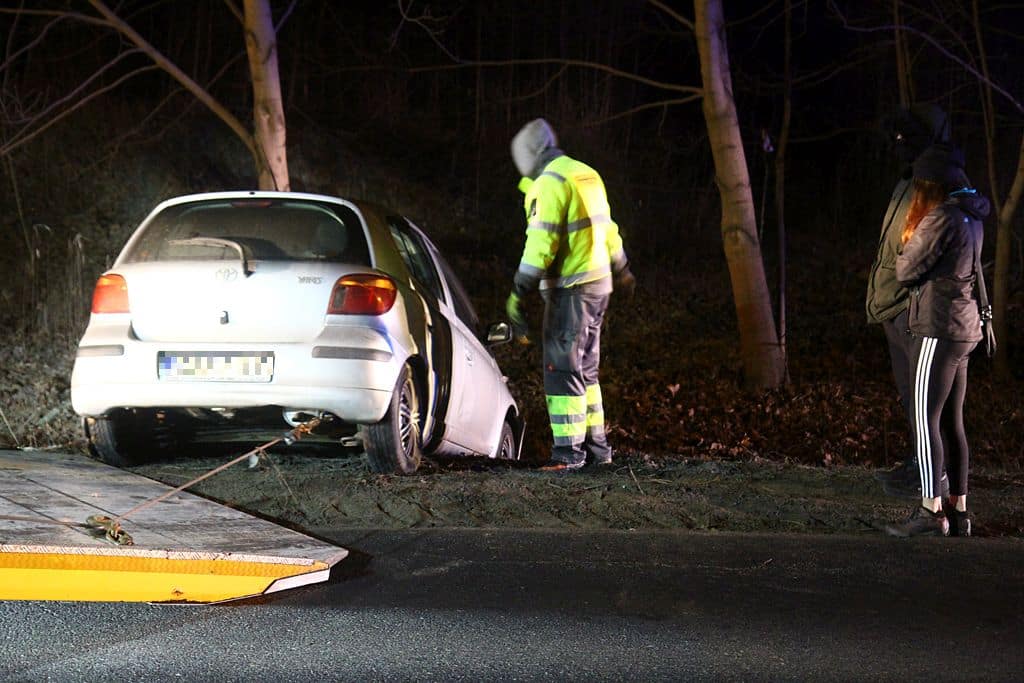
left=328, top=274, right=397, bottom=315
left=91, top=274, right=129, bottom=314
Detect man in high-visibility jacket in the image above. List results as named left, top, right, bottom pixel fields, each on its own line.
left=505, top=118, right=635, bottom=472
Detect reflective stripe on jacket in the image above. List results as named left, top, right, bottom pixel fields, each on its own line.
left=515, top=155, right=626, bottom=293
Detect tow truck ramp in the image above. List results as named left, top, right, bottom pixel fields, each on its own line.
left=0, top=449, right=347, bottom=603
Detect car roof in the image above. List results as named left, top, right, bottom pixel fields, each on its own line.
left=148, top=190, right=361, bottom=212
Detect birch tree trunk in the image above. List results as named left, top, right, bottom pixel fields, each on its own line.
left=972, top=0, right=1020, bottom=376
left=992, top=135, right=1024, bottom=376
left=892, top=0, right=911, bottom=109
left=694, top=0, right=786, bottom=390
left=244, top=0, right=289, bottom=191
left=774, top=0, right=792, bottom=377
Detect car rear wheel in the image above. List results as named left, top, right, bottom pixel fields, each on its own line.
left=496, top=420, right=517, bottom=460
left=364, top=364, right=423, bottom=475
left=86, top=412, right=148, bottom=467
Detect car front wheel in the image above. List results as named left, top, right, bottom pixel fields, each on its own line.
left=496, top=420, right=517, bottom=460
left=364, top=363, right=423, bottom=475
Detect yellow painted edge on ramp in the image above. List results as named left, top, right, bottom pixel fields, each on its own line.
left=0, top=550, right=330, bottom=603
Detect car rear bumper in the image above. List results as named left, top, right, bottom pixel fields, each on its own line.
left=71, top=323, right=406, bottom=424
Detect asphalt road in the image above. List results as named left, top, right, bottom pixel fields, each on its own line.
left=2, top=528, right=1023, bottom=681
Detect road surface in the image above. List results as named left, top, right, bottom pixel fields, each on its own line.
left=2, top=528, right=1022, bottom=681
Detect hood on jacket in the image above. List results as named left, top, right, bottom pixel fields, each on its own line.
left=913, top=143, right=969, bottom=188
left=891, top=103, right=951, bottom=163
left=511, top=118, right=562, bottom=179
left=948, top=188, right=991, bottom=221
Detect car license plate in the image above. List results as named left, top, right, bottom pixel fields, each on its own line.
left=158, top=351, right=274, bottom=382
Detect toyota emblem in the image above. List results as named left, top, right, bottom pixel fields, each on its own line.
left=215, top=267, right=239, bottom=282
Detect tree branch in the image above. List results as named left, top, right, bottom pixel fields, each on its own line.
left=86, top=0, right=256, bottom=156
left=223, top=0, right=243, bottom=25
left=647, top=0, right=695, bottom=32
left=274, top=0, right=298, bottom=33
left=582, top=95, right=704, bottom=127
left=393, top=0, right=462, bottom=62
left=0, top=65, right=159, bottom=157
left=0, top=7, right=111, bottom=28
left=110, top=50, right=248, bottom=153
left=18, top=48, right=142, bottom=127
left=827, top=0, right=1023, bottom=113
left=0, top=14, right=84, bottom=75
left=406, top=58, right=702, bottom=95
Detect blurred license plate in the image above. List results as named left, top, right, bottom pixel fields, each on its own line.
left=158, top=351, right=274, bottom=382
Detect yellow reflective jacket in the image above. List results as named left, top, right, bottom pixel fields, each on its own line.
left=515, top=155, right=627, bottom=294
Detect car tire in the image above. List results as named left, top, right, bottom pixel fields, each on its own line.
left=496, top=420, right=517, bottom=460
left=365, top=364, right=423, bottom=475
left=86, top=413, right=148, bottom=467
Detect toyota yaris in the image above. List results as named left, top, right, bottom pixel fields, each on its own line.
left=71, top=191, right=524, bottom=474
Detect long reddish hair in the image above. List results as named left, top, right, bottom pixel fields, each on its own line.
left=902, top=179, right=948, bottom=245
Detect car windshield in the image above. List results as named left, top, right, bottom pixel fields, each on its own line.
left=121, top=199, right=372, bottom=265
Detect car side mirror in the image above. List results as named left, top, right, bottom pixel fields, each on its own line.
left=486, top=321, right=512, bottom=346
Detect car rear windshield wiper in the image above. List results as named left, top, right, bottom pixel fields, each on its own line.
left=168, top=236, right=253, bottom=276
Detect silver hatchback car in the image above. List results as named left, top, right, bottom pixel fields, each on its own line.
left=71, top=191, right=524, bottom=474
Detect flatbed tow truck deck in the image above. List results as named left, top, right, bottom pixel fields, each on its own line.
left=0, top=449, right=347, bottom=603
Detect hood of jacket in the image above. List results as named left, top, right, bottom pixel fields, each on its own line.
left=511, top=118, right=564, bottom=179
left=893, top=103, right=951, bottom=163
left=948, top=188, right=991, bottom=221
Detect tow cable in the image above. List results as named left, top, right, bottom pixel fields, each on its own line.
left=86, top=416, right=324, bottom=546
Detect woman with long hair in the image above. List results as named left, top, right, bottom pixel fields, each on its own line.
left=887, top=145, right=990, bottom=538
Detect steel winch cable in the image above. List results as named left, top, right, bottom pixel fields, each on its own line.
left=93, top=416, right=324, bottom=545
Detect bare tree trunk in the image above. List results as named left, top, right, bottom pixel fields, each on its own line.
left=972, top=0, right=1018, bottom=376
left=993, top=135, right=1024, bottom=375
left=243, top=0, right=289, bottom=191
left=694, top=0, right=786, bottom=390
left=774, top=0, right=792, bottom=376
left=893, top=0, right=911, bottom=108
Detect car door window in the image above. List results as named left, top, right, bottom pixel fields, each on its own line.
left=387, top=217, right=445, bottom=303
left=398, top=221, right=481, bottom=335
left=433, top=250, right=481, bottom=335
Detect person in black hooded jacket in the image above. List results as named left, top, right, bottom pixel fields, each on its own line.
left=868, top=104, right=956, bottom=497
left=885, top=145, right=990, bottom=538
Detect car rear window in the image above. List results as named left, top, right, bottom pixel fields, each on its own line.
left=121, top=199, right=372, bottom=265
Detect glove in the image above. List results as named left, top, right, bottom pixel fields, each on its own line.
left=505, top=292, right=530, bottom=344
left=614, top=265, right=636, bottom=299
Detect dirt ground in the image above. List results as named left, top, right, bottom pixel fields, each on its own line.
left=1, top=337, right=1020, bottom=540
left=127, top=445, right=1024, bottom=539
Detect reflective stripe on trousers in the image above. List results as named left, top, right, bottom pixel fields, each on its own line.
left=542, top=288, right=611, bottom=465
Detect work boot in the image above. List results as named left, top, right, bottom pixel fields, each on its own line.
left=885, top=506, right=950, bottom=538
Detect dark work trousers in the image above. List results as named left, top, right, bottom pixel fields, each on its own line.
left=910, top=336, right=977, bottom=499
left=541, top=288, right=612, bottom=466
left=882, top=308, right=915, bottom=449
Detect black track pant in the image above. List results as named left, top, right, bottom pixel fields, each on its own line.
left=882, top=309, right=915, bottom=445
left=910, top=336, right=977, bottom=498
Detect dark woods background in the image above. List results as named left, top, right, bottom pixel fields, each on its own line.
left=1, top=1, right=1021, bottom=464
